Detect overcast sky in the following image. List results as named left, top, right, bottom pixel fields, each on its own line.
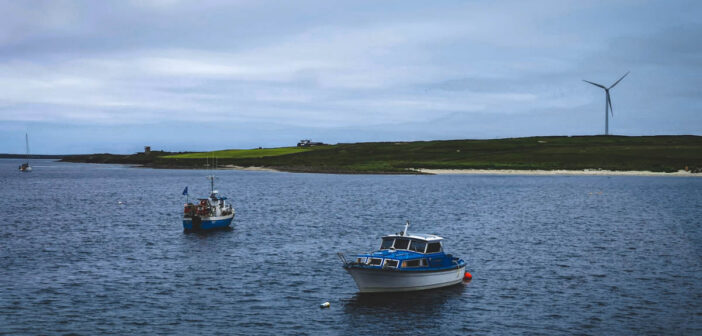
left=1, top=0, right=700, bottom=154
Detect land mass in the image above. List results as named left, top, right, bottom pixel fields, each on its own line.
left=55, top=135, right=702, bottom=175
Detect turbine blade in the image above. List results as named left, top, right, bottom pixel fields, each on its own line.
left=607, top=93, right=613, bottom=117
left=608, top=71, right=629, bottom=89
left=583, top=80, right=607, bottom=89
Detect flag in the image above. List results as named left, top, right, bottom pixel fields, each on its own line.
left=182, top=186, right=188, bottom=195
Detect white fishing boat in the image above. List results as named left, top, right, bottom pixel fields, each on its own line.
left=339, top=222, right=467, bottom=293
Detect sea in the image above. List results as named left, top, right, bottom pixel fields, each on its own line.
left=1, top=159, right=701, bottom=335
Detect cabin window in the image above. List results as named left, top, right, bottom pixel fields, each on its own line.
left=380, top=238, right=394, bottom=250
left=402, top=259, right=428, bottom=268
left=409, top=240, right=427, bottom=253
left=383, top=259, right=399, bottom=268
left=403, top=259, right=420, bottom=267
left=368, top=258, right=382, bottom=266
left=356, top=257, right=366, bottom=264
left=426, top=242, right=442, bottom=253
left=393, top=238, right=410, bottom=250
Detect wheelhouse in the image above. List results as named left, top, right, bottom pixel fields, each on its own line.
left=344, top=233, right=454, bottom=270
left=379, top=234, right=443, bottom=254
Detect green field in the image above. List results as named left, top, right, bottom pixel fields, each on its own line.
left=162, top=147, right=316, bottom=159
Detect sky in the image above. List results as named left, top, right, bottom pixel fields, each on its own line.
left=0, top=0, right=701, bottom=154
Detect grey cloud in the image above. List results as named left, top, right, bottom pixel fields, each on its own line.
left=0, top=0, right=700, bottom=153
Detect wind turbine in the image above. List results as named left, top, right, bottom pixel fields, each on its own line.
left=583, top=72, right=629, bottom=135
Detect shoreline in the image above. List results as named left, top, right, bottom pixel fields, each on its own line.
left=415, top=168, right=701, bottom=177
left=154, top=165, right=701, bottom=177
left=45, top=159, right=701, bottom=177
left=221, top=165, right=280, bottom=172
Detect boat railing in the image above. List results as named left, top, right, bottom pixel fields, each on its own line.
left=336, top=252, right=349, bottom=265
left=337, top=252, right=366, bottom=266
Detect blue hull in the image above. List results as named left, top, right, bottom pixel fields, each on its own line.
left=183, top=216, right=234, bottom=231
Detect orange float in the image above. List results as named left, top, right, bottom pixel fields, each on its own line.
left=463, top=272, right=472, bottom=281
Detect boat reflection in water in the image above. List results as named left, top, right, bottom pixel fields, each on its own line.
left=340, top=284, right=469, bottom=335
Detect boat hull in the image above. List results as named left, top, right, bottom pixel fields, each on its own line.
left=182, top=213, right=234, bottom=232
left=344, top=265, right=466, bottom=293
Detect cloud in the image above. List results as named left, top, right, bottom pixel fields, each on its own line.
left=0, top=0, right=700, bottom=153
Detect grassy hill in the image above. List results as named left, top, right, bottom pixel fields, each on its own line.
left=61, top=136, right=702, bottom=174
left=162, top=147, right=317, bottom=159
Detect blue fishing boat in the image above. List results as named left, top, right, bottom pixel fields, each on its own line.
left=182, top=175, right=235, bottom=232
left=339, top=222, right=467, bottom=293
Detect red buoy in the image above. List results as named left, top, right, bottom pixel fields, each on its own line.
left=463, top=272, right=472, bottom=281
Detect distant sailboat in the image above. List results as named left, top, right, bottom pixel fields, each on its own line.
left=19, top=133, right=32, bottom=172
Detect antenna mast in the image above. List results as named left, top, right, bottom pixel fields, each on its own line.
left=206, top=152, right=217, bottom=194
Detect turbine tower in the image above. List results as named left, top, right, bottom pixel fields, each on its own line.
left=583, top=72, right=629, bottom=135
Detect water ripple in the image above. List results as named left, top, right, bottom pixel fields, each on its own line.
left=1, top=159, right=701, bottom=335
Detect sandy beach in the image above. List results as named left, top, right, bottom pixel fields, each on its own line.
left=415, top=168, right=701, bottom=177
left=222, top=165, right=280, bottom=172
left=219, top=166, right=700, bottom=176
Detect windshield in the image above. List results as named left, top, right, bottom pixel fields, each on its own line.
left=380, top=238, right=394, bottom=250
left=409, top=240, right=427, bottom=253
left=426, top=242, right=442, bottom=253
left=394, top=238, right=410, bottom=250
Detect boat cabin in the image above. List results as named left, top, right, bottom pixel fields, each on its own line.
left=346, top=233, right=458, bottom=271
left=379, top=233, right=443, bottom=254
left=183, top=191, right=232, bottom=218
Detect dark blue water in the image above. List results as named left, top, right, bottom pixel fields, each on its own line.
left=1, top=159, right=701, bottom=335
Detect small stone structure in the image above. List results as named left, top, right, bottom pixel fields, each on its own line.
left=297, top=139, right=325, bottom=147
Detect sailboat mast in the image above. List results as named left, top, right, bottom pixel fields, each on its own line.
left=25, top=133, right=30, bottom=161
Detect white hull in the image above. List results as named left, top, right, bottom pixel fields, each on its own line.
left=345, top=266, right=465, bottom=293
